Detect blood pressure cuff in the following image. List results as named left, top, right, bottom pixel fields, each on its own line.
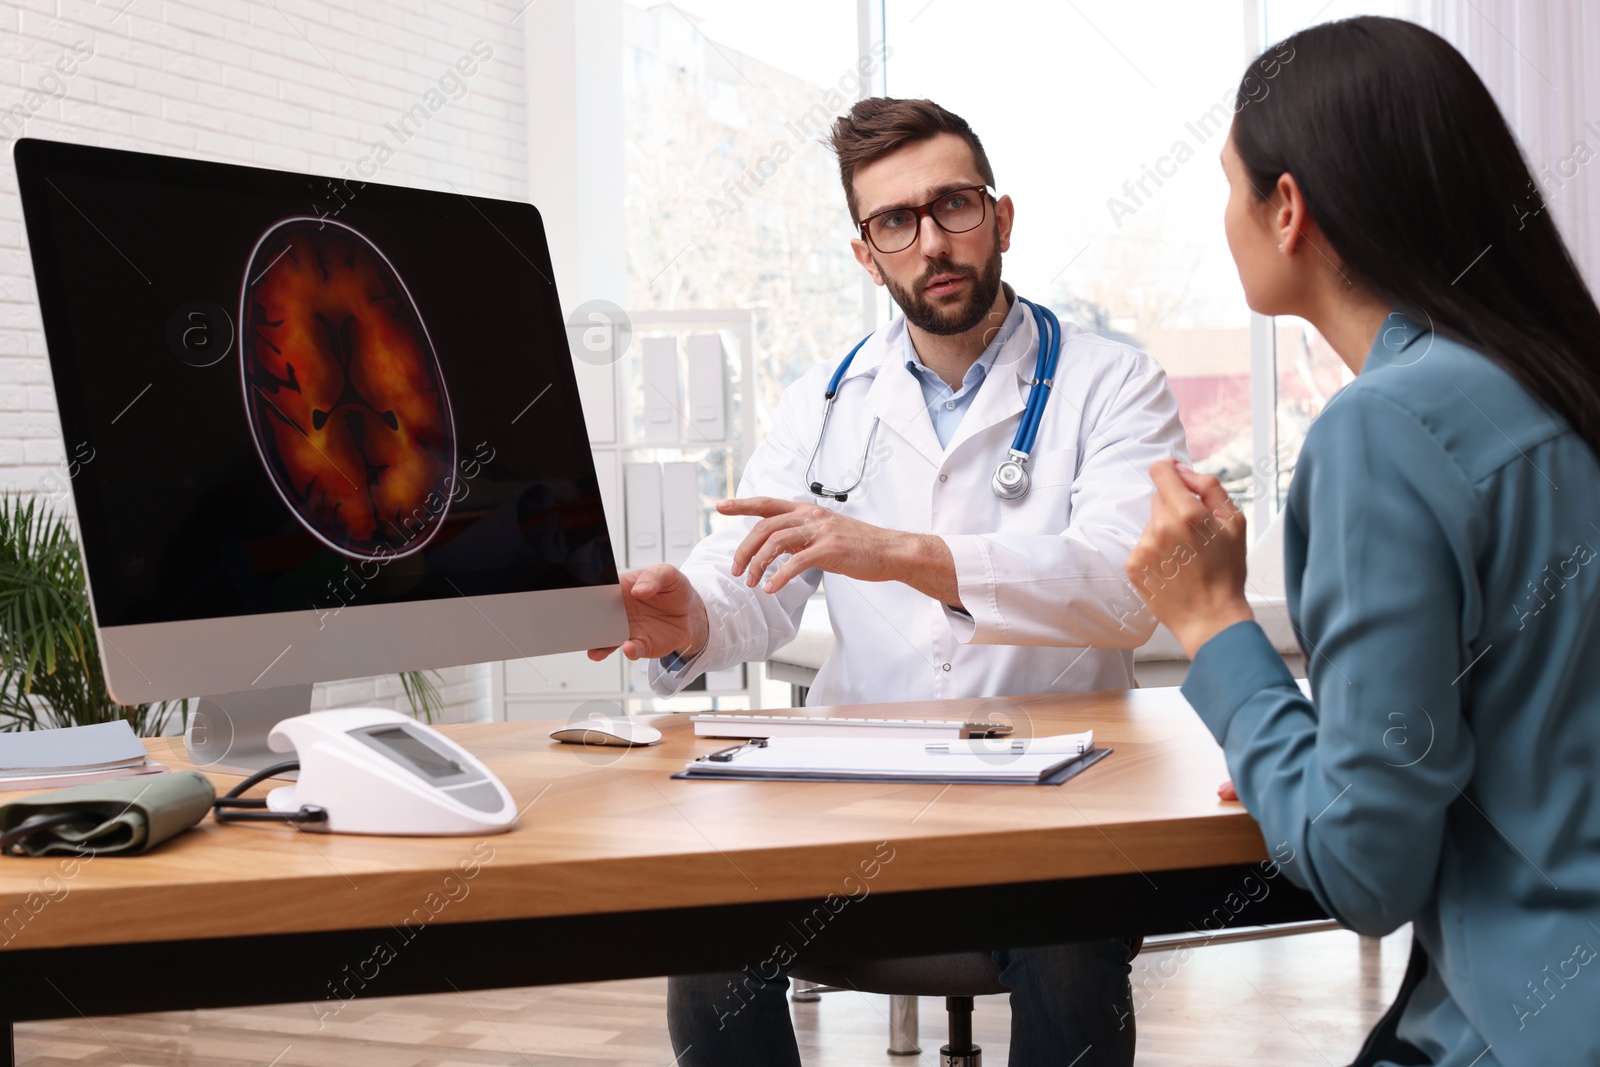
left=0, top=770, right=216, bottom=857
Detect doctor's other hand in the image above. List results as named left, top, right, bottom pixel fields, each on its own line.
left=1124, top=460, right=1254, bottom=660
left=586, top=563, right=710, bottom=663
left=719, top=496, right=960, bottom=604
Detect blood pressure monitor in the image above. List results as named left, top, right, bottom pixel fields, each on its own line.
left=249, top=709, right=517, bottom=835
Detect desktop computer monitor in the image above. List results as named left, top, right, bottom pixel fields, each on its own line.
left=14, top=138, right=628, bottom=770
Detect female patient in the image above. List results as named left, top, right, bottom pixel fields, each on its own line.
left=1128, top=16, right=1600, bottom=1067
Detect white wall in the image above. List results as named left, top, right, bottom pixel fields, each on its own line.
left=0, top=0, right=533, bottom=722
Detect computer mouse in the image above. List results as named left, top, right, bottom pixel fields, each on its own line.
left=548, top=718, right=663, bottom=747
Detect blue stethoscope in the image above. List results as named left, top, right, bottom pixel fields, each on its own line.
left=804, top=296, right=1062, bottom=502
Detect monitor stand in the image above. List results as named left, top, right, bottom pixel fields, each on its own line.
left=186, top=684, right=312, bottom=775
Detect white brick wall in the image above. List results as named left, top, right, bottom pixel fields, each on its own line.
left=309, top=666, right=491, bottom=726
left=0, top=0, right=533, bottom=723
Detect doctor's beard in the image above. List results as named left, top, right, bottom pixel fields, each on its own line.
left=881, top=240, right=1004, bottom=337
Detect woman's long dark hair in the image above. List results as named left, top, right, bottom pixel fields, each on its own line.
left=1233, top=16, right=1600, bottom=457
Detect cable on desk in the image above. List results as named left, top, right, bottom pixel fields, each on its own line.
left=212, top=761, right=328, bottom=826
left=0, top=811, right=87, bottom=854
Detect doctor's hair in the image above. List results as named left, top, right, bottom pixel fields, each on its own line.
left=1231, top=15, right=1600, bottom=458
left=828, top=97, right=995, bottom=226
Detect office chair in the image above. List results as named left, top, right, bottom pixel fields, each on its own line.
left=791, top=952, right=1005, bottom=1065
left=791, top=939, right=1144, bottom=1066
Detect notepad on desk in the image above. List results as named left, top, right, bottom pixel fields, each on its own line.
left=0, top=720, right=166, bottom=792
left=674, top=731, right=1109, bottom=785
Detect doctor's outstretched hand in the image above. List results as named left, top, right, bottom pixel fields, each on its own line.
left=1124, top=460, right=1254, bottom=660
left=719, top=496, right=963, bottom=607
left=586, top=563, right=711, bottom=663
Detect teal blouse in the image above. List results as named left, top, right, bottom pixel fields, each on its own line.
left=1182, top=315, right=1600, bottom=1066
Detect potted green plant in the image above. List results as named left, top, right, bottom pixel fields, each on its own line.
left=0, top=494, right=443, bottom=735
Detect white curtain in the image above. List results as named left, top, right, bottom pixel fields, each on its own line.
left=1406, top=1, right=1600, bottom=298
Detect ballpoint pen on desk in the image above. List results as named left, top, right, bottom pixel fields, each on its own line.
left=701, top=739, right=769, bottom=762
left=924, top=731, right=1094, bottom=756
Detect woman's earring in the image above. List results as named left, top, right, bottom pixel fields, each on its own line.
left=1277, top=242, right=1285, bottom=252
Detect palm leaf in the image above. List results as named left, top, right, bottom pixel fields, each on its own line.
left=399, top=669, right=444, bottom=724
left=0, top=494, right=91, bottom=690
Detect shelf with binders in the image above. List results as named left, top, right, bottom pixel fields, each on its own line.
left=491, top=309, right=764, bottom=723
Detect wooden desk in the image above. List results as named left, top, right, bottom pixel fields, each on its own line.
left=0, top=688, right=1323, bottom=1057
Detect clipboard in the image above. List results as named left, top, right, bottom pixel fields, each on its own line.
left=672, top=737, right=1113, bottom=786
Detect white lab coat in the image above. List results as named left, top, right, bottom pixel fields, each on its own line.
left=649, top=303, right=1190, bottom=707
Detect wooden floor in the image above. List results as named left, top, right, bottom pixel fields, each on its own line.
left=15, top=926, right=1410, bottom=1066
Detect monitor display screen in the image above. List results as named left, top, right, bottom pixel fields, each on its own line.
left=15, top=140, right=617, bottom=630
left=360, top=725, right=466, bottom=782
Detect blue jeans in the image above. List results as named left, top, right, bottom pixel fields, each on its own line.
left=667, top=938, right=1137, bottom=1066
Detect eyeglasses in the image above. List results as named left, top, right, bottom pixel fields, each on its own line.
left=858, top=186, right=992, bottom=254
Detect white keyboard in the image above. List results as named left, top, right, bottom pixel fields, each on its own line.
left=690, top=714, right=1014, bottom=740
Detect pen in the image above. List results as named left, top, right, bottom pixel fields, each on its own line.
left=703, top=739, right=768, bottom=762
left=925, top=732, right=1093, bottom=756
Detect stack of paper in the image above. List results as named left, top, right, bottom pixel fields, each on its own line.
left=0, top=720, right=165, bottom=792
left=676, top=732, right=1108, bottom=785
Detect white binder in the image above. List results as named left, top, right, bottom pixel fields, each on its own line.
left=661, top=461, right=698, bottom=567
left=592, top=453, right=622, bottom=565
left=565, top=325, right=616, bottom=443
left=704, top=665, right=745, bottom=692
left=624, top=461, right=663, bottom=568
left=685, top=333, right=727, bottom=442
left=641, top=336, right=682, bottom=443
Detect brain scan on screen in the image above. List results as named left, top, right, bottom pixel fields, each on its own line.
left=240, top=218, right=456, bottom=560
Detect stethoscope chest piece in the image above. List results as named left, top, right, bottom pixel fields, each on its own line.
left=992, top=457, right=1030, bottom=500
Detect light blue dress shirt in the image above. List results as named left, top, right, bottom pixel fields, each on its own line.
left=903, top=296, right=1026, bottom=448
left=1181, top=314, right=1600, bottom=1066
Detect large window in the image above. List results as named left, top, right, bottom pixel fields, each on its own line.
left=883, top=0, right=1263, bottom=513
left=617, top=0, right=1417, bottom=546
left=621, top=0, right=870, bottom=421
left=617, top=1, right=870, bottom=710
left=1261, top=0, right=1409, bottom=512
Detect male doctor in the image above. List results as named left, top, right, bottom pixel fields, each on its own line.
left=590, top=98, right=1187, bottom=1067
